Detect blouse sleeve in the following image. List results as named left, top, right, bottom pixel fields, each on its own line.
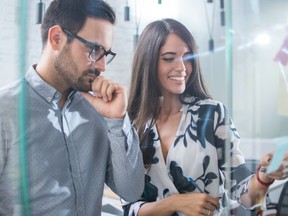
left=214, top=102, right=261, bottom=207
left=121, top=199, right=145, bottom=216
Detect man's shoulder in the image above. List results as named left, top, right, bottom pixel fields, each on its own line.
left=0, top=79, right=24, bottom=116
left=187, top=97, right=224, bottom=107
left=0, top=79, right=23, bottom=99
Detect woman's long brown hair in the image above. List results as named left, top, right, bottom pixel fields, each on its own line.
left=128, top=18, right=210, bottom=167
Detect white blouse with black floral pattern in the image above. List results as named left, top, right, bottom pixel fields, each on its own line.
left=123, top=97, right=265, bottom=216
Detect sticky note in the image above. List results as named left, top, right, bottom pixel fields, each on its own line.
left=266, top=137, right=288, bottom=174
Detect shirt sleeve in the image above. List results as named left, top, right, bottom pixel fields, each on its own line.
left=0, top=113, right=5, bottom=176
left=0, top=108, right=22, bottom=215
left=104, top=112, right=145, bottom=202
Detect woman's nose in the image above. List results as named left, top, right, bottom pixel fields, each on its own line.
left=175, top=57, right=186, bottom=71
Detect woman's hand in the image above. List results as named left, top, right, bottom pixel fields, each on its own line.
left=242, top=152, right=288, bottom=207
left=260, top=152, right=288, bottom=181
left=139, top=192, right=220, bottom=216
left=172, top=193, right=220, bottom=216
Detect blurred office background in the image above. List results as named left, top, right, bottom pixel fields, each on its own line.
left=0, top=0, right=287, bottom=215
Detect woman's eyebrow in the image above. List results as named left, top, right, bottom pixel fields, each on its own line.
left=160, top=51, right=176, bottom=56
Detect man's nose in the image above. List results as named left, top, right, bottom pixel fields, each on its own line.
left=94, top=57, right=106, bottom=72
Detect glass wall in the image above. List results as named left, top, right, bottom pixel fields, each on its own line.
left=0, top=0, right=287, bottom=215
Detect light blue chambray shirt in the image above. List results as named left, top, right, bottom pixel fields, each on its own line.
left=0, top=65, right=144, bottom=216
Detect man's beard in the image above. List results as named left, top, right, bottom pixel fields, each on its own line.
left=54, top=44, right=100, bottom=92
left=75, top=69, right=100, bottom=92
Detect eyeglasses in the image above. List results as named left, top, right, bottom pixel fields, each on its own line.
left=62, top=27, right=116, bottom=64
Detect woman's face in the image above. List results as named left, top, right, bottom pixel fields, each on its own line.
left=157, top=33, right=192, bottom=97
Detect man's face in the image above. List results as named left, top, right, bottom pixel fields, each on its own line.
left=54, top=18, right=114, bottom=92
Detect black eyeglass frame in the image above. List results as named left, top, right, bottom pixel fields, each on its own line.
left=62, top=27, right=116, bottom=64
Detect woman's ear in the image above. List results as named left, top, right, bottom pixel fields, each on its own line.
left=48, top=25, right=65, bottom=50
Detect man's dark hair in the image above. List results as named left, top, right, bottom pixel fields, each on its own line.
left=41, top=0, right=116, bottom=47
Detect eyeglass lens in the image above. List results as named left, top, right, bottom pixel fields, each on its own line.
left=89, top=49, right=114, bottom=64
left=62, top=27, right=115, bottom=64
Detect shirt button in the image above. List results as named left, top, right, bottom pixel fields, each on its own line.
left=78, top=207, right=83, bottom=211
left=55, top=93, right=60, bottom=99
left=47, top=97, right=51, bottom=102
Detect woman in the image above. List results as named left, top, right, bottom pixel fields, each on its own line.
left=124, top=18, right=288, bottom=216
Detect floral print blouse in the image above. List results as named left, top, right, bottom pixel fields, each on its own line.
left=123, top=97, right=262, bottom=216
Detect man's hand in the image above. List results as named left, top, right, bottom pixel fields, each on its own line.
left=81, top=76, right=127, bottom=119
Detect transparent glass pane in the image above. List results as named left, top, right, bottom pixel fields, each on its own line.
left=1, top=0, right=287, bottom=215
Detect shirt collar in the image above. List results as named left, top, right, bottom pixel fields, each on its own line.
left=25, top=64, right=77, bottom=104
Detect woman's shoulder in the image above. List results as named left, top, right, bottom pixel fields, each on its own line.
left=181, top=97, right=230, bottom=118
left=185, top=97, right=226, bottom=108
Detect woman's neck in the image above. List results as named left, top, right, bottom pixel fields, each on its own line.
left=158, top=96, right=182, bottom=119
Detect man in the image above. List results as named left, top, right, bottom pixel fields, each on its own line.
left=0, top=0, right=144, bottom=215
